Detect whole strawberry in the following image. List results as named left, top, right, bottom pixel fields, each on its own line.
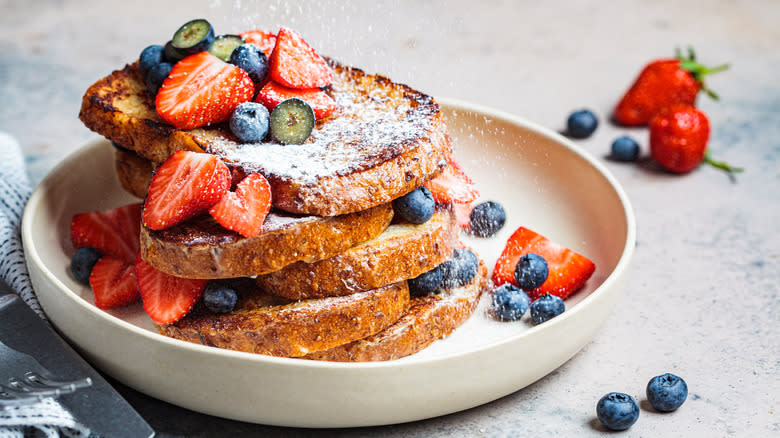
left=650, top=105, right=743, bottom=175
left=614, top=48, right=729, bottom=126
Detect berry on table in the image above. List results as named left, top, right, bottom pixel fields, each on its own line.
left=529, top=293, right=565, bottom=324
left=596, top=392, right=640, bottom=431
left=393, top=186, right=435, bottom=224
left=491, top=284, right=530, bottom=321
left=469, top=201, right=506, bottom=237
left=610, top=136, right=641, bottom=162
left=566, top=109, right=598, bottom=139
left=514, top=253, right=549, bottom=290
left=646, top=373, right=688, bottom=412
left=230, top=102, right=270, bottom=143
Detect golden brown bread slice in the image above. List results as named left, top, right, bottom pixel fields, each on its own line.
left=303, top=259, right=489, bottom=362
left=115, top=145, right=397, bottom=279
left=257, top=207, right=458, bottom=299
left=157, top=280, right=410, bottom=357
left=139, top=202, right=393, bottom=279
left=81, top=59, right=452, bottom=216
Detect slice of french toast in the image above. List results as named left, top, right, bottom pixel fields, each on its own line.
left=257, top=207, right=459, bottom=299
left=139, top=203, right=393, bottom=279
left=114, top=147, right=396, bottom=279
left=80, top=58, right=452, bottom=216
left=158, top=279, right=410, bottom=357
left=303, top=259, right=489, bottom=362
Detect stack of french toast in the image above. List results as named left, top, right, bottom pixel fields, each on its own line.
left=75, top=23, right=490, bottom=361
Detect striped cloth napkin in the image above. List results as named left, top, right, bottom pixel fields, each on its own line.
left=0, top=132, right=91, bottom=438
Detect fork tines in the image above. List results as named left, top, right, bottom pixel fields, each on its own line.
left=0, top=372, right=92, bottom=408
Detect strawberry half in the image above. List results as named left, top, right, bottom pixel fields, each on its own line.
left=452, top=202, right=474, bottom=230
left=155, top=51, right=255, bottom=130
left=493, top=226, right=595, bottom=300
left=135, top=254, right=206, bottom=325
left=142, top=151, right=230, bottom=230
left=268, top=27, right=332, bottom=89
left=89, top=256, right=139, bottom=309
left=71, top=203, right=142, bottom=263
left=424, top=159, right=479, bottom=204
left=256, top=80, right=337, bottom=119
left=239, top=29, right=277, bottom=57
left=209, top=173, right=272, bottom=238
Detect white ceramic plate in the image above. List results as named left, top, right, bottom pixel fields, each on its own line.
left=22, top=99, right=635, bottom=427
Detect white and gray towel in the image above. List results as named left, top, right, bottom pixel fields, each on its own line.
left=0, top=133, right=91, bottom=438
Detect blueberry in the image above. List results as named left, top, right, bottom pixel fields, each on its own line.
left=529, top=293, right=565, bottom=324
left=408, top=264, right=444, bottom=297
left=145, top=62, right=173, bottom=96
left=269, top=98, right=315, bottom=145
left=70, top=248, right=101, bottom=284
left=514, top=253, right=548, bottom=290
left=171, top=18, right=215, bottom=55
left=566, top=109, right=599, bottom=139
left=610, top=135, right=640, bottom=162
left=393, top=186, right=435, bottom=224
left=469, top=201, right=506, bottom=237
left=139, top=44, right=166, bottom=78
left=491, top=284, right=530, bottom=321
left=230, top=43, right=269, bottom=84
left=163, top=40, right=186, bottom=63
left=646, top=373, right=688, bottom=412
left=440, top=248, right=479, bottom=289
left=202, top=282, right=239, bottom=314
left=230, top=102, right=270, bottom=143
left=596, top=392, right=640, bottom=431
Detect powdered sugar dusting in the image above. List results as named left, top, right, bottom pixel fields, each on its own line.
left=205, top=62, right=437, bottom=186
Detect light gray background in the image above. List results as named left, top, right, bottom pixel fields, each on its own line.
left=1, top=0, right=778, bottom=436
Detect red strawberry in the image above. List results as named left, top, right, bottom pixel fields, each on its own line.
left=649, top=104, right=710, bottom=174
left=256, top=80, right=337, bottom=119
left=452, top=202, right=473, bottom=230
left=135, top=254, right=206, bottom=325
left=493, top=227, right=595, bottom=300
left=424, top=159, right=479, bottom=204
left=155, top=51, right=255, bottom=130
left=238, top=29, right=277, bottom=56
left=268, top=27, right=332, bottom=89
left=142, top=151, right=230, bottom=230
left=71, top=203, right=142, bottom=263
left=614, top=47, right=729, bottom=126
left=89, top=256, right=139, bottom=309
left=209, top=173, right=272, bottom=238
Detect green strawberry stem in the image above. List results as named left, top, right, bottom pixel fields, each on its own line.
left=704, top=149, right=744, bottom=174
left=675, top=46, right=730, bottom=101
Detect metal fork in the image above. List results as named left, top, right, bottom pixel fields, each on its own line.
left=0, top=338, right=92, bottom=408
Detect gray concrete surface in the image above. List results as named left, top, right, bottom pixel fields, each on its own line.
left=1, top=0, right=778, bottom=436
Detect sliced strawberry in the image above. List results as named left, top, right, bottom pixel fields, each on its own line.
left=452, top=202, right=473, bottom=230
left=209, top=173, right=272, bottom=238
left=155, top=51, right=255, bottom=130
left=89, top=256, right=139, bottom=309
left=256, top=80, right=336, bottom=119
left=71, top=203, right=143, bottom=263
left=493, top=227, right=595, bottom=300
left=268, top=27, right=332, bottom=89
left=238, top=29, right=277, bottom=57
left=142, top=151, right=230, bottom=230
left=135, top=254, right=206, bottom=325
left=424, top=159, right=479, bottom=204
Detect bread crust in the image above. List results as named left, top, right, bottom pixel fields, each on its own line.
left=80, top=60, right=452, bottom=216
left=140, top=202, right=393, bottom=279
left=158, top=281, right=410, bottom=357
left=258, top=208, right=458, bottom=299
left=304, top=261, right=489, bottom=362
